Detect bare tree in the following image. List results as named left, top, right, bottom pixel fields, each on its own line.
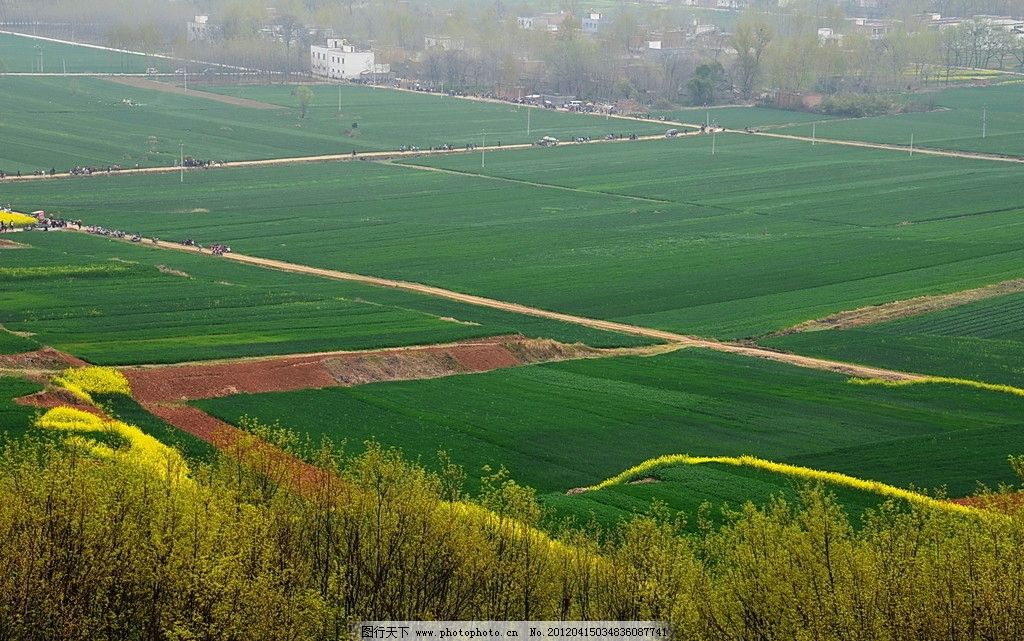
left=731, top=15, right=773, bottom=100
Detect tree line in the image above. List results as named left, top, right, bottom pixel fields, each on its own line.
left=4, top=0, right=1024, bottom=106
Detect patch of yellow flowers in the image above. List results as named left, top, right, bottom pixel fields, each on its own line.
left=35, top=406, right=189, bottom=483
left=53, top=366, right=132, bottom=404
left=580, top=454, right=989, bottom=519
left=851, top=376, right=1024, bottom=399
left=0, top=211, right=36, bottom=226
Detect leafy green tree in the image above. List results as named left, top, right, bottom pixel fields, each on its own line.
left=688, top=61, right=725, bottom=105
left=295, top=85, right=314, bottom=119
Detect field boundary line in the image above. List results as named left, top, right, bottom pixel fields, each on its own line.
left=63, top=229, right=926, bottom=383
left=388, top=159, right=677, bottom=204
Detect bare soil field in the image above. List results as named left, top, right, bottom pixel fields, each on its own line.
left=0, top=348, right=86, bottom=380
left=141, top=403, right=339, bottom=490
left=15, top=388, right=106, bottom=416
left=124, top=337, right=607, bottom=403
left=103, top=76, right=283, bottom=110
left=773, top=278, right=1024, bottom=335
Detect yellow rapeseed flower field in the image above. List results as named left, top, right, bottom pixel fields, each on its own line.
left=0, top=211, right=36, bottom=226
left=52, top=367, right=132, bottom=404
left=35, top=406, right=189, bottom=483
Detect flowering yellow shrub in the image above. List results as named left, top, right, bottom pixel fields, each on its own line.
left=581, top=454, right=989, bottom=519
left=0, top=211, right=36, bottom=226
left=851, top=376, right=1024, bottom=398
left=34, top=406, right=107, bottom=431
left=35, top=406, right=189, bottom=483
left=53, top=367, right=132, bottom=404
left=444, top=500, right=576, bottom=556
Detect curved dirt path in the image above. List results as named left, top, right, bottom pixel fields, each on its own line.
left=771, top=277, right=1024, bottom=336
left=70, top=229, right=923, bottom=382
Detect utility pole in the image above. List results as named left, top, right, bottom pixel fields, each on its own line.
left=481, top=132, right=486, bottom=168
left=184, top=65, right=188, bottom=91
left=527, top=106, right=531, bottom=137
left=982, top=106, right=987, bottom=138
left=909, top=133, right=914, bottom=157
left=338, top=85, right=342, bottom=113
left=62, top=58, right=66, bottom=75
left=712, top=130, right=716, bottom=155
left=180, top=142, right=184, bottom=183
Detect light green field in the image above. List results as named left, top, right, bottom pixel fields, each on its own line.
left=0, top=233, right=643, bottom=364
left=775, top=83, right=1024, bottom=157
left=196, top=349, right=1024, bottom=503
left=0, top=77, right=665, bottom=172
left=5, top=135, right=1024, bottom=339
left=0, top=32, right=173, bottom=73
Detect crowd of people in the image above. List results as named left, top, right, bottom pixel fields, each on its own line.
left=179, top=158, right=221, bottom=169
left=35, top=217, right=80, bottom=231
left=180, top=238, right=232, bottom=255
left=0, top=164, right=143, bottom=179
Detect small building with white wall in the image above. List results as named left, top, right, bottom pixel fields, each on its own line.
left=310, top=38, right=387, bottom=80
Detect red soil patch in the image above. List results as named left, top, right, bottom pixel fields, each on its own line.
left=143, top=403, right=335, bottom=489
left=142, top=403, right=244, bottom=447
left=951, top=492, right=1024, bottom=512
left=125, top=338, right=595, bottom=403
left=125, top=353, right=338, bottom=403
left=15, top=388, right=107, bottom=416
left=0, top=348, right=87, bottom=380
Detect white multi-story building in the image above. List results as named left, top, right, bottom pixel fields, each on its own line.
left=310, top=38, right=388, bottom=80
left=188, top=16, right=217, bottom=42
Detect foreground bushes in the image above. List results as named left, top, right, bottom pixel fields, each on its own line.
left=0, top=438, right=1021, bottom=640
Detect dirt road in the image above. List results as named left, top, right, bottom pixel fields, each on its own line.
left=743, top=130, right=1024, bottom=164
left=74, top=229, right=923, bottom=382
left=0, top=133, right=676, bottom=183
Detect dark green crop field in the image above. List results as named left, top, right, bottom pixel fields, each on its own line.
left=0, top=32, right=172, bottom=73
left=0, top=330, right=38, bottom=355
left=0, top=377, right=41, bottom=441
left=5, top=135, right=1024, bottom=339
left=774, top=83, right=1024, bottom=157
left=0, top=77, right=664, bottom=172
left=766, top=291, right=1024, bottom=387
left=196, top=349, right=1024, bottom=503
left=0, top=233, right=642, bottom=364
left=544, top=462, right=902, bottom=530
